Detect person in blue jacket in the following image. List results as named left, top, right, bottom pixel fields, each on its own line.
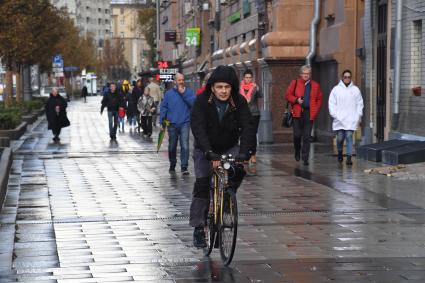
left=160, top=73, right=196, bottom=175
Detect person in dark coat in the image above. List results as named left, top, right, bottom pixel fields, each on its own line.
left=100, top=82, right=126, bottom=142
left=132, top=79, right=144, bottom=132
left=81, top=85, right=88, bottom=103
left=45, top=87, right=70, bottom=142
left=127, top=79, right=143, bottom=131
left=189, top=65, right=253, bottom=248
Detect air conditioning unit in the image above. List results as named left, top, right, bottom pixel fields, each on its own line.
left=184, top=2, right=193, bottom=15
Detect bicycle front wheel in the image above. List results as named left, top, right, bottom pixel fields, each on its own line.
left=204, top=185, right=217, bottom=256
left=219, top=189, right=238, bottom=265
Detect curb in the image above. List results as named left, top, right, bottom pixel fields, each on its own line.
left=0, top=147, right=13, bottom=213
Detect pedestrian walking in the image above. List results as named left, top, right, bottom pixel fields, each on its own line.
left=329, top=69, right=364, bottom=165
left=189, top=65, right=252, bottom=247
left=132, top=79, right=144, bottom=133
left=102, top=83, right=110, bottom=97
left=81, top=85, right=88, bottom=103
left=126, top=81, right=140, bottom=131
left=137, top=87, right=156, bottom=137
left=119, top=80, right=131, bottom=132
left=45, top=87, right=70, bottom=143
left=160, top=73, right=196, bottom=175
left=147, top=77, right=162, bottom=127
left=285, top=65, right=323, bottom=166
left=100, top=82, right=125, bottom=142
left=240, top=69, right=262, bottom=164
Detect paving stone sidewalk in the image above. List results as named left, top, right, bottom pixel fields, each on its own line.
left=1, top=97, right=425, bottom=282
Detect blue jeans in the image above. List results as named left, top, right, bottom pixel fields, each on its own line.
left=168, top=123, right=190, bottom=170
left=128, top=115, right=137, bottom=127
left=118, top=117, right=125, bottom=130
left=336, top=130, right=354, bottom=156
left=107, top=111, right=118, bottom=139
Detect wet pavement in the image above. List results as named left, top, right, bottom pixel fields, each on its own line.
left=1, top=96, right=425, bottom=282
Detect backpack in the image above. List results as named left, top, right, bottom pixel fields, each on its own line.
left=118, top=107, right=126, bottom=118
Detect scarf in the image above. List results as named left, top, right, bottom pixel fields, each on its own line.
left=240, top=81, right=256, bottom=102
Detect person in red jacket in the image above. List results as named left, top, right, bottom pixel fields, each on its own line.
left=285, top=65, right=323, bottom=165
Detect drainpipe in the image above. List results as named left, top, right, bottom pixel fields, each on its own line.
left=156, top=0, right=160, bottom=61
left=306, top=0, right=320, bottom=66
left=392, top=0, right=403, bottom=130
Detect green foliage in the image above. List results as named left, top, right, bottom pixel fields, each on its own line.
left=138, top=8, right=156, bottom=65
left=0, top=104, right=22, bottom=130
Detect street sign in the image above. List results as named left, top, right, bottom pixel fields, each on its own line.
left=159, top=68, right=178, bottom=82
left=52, top=54, right=63, bottom=68
left=165, top=30, right=177, bottom=42
left=185, top=28, right=200, bottom=47
left=64, top=66, right=79, bottom=72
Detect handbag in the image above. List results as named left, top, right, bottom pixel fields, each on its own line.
left=282, top=102, right=293, bottom=128
left=282, top=80, right=297, bottom=128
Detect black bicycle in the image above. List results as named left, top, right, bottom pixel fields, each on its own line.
left=204, top=154, right=240, bottom=266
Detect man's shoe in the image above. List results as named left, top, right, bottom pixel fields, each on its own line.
left=346, top=155, right=353, bottom=166
left=337, top=151, right=343, bottom=163
left=181, top=168, right=190, bottom=175
left=303, top=160, right=309, bottom=166
left=295, top=151, right=301, bottom=161
left=169, top=166, right=176, bottom=173
left=193, top=227, right=207, bottom=248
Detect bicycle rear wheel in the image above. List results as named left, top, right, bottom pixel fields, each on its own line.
left=204, top=181, right=217, bottom=256
left=219, top=189, right=238, bottom=265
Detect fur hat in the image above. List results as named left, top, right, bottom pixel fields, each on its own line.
left=205, top=65, right=240, bottom=98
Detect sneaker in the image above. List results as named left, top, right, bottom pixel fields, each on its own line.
left=181, top=168, right=189, bottom=175
left=346, top=155, right=353, bottom=166
left=303, top=160, right=309, bottom=166
left=193, top=227, right=206, bottom=248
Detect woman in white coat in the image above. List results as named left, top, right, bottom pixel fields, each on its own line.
left=328, top=70, right=364, bottom=165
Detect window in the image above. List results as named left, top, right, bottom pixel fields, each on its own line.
left=86, top=17, right=90, bottom=24
left=120, top=16, right=125, bottom=25
left=411, top=20, right=423, bottom=87
left=98, top=18, right=102, bottom=24
left=120, top=8, right=124, bottom=14
left=105, top=9, right=109, bottom=14
left=120, top=32, right=124, bottom=38
left=98, top=8, right=101, bottom=12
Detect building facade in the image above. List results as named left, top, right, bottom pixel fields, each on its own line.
left=364, top=0, right=425, bottom=142
left=50, top=0, right=112, bottom=52
left=157, top=0, right=425, bottom=144
left=157, top=0, right=365, bottom=143
left=111, top=0, right=151, bottom=79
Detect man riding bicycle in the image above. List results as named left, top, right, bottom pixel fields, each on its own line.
left=190, top=65, right=253, bottom=248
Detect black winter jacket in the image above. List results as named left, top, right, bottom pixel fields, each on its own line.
left=101, top=90, right=126, bottom=112
left=45, top=94, right=70, bottom=130
left=190, top=92, right=253, bottom=155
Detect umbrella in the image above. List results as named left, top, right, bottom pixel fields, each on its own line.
left=157, top=119, right=170, bottom=153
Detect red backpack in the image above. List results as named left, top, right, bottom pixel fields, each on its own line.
left=118, top=107, right=126, bottom=118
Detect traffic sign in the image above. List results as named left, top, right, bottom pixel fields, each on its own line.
left=52, top=54, right=63, bottom=68
left=64, top=66, right=79, bottom=72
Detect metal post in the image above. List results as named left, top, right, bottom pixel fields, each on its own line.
left=23, top=65, right=32, bottom=101
left=392, top=0, right=403, bottom=130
